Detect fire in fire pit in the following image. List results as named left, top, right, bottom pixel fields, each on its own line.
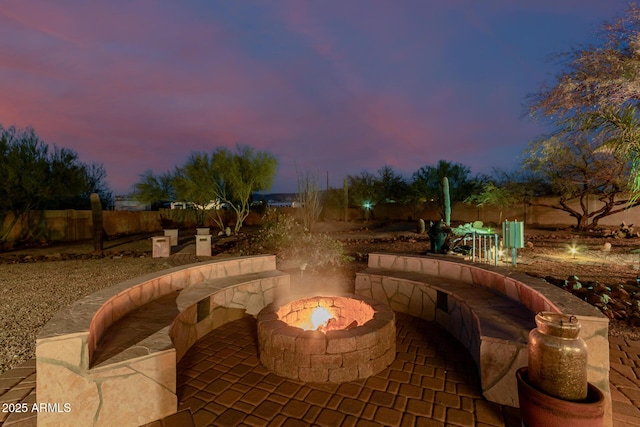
left=310, top=306, right=333, bottom=330
left=257, top=294, right=396, bottom=383
left=281, top=296, right=370, bottom=332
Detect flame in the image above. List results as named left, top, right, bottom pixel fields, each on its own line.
left=310, top=306, right=333, bottom=330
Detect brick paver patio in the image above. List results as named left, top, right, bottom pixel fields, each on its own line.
left=4, top=314, right=637, bottom=426
left=1, top=246, right=639, bottom=426
left=171, top=312, right=521, bottom=426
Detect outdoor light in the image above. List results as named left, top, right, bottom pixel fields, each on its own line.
left=570, top=246, right=577, bottom=259
left=362, top=201, right=372, bottom=221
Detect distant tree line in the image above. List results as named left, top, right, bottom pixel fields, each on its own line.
left=322, top=143, right=636, bottom=231
left=323, top=161, right=486, bottom=224
left=0, top=125, right=111, bottom=244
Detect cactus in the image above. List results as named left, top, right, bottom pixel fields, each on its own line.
left=343, top=178, right=349, bottom=222
left=442, top=176, right=451, bottom=225
left=90, top=193, right=104, bottom=253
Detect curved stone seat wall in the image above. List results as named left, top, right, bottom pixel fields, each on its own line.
left=355, top=253, right=611, bottom=427
left=36, top=255, right=289, bottom=427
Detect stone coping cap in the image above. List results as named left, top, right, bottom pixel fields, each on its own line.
left=176, top=270, right=288, bottom=311
left=38, top=255, right=277, bottom=339
left=366, top=252, right=606, bottom=321
left=362, top=268, right=535, bottom=343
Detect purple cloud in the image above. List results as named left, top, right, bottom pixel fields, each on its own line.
left=0, top=0, right=630, bottom=194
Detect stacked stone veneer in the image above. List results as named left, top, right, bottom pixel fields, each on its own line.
left=257, top=294, right=396, bottom=383
left=36, top=255, right=290, bottom=427
left=355, top=253, right=612, bottom=427
left=172, top=269, right=290, bottom=361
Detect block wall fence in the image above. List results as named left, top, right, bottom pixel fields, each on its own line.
left=3, top=195, right=640, bottom=243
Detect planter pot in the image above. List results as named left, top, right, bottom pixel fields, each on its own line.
left=517, top=367, right=604, bottom=427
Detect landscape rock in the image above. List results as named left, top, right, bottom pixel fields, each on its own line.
left=612, top=287, right=630, bottom=300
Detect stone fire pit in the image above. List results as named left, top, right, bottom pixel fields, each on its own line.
left=257, top=293, right=396, bottom=383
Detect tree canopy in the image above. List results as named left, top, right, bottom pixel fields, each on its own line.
left=346, top=166, right=411, bottom=220
left=134, top=144, right=277, bottom=233
left=376, top=165, right=411, bottom=204
left=347, top=170, right=379, bottom=215
left=134, top=170, right=176, bottom=207
left=523, top=133, right=637, bottom=230
left=173, top=152, right=223, bottom=227
left=0, top=125, right=112, bottom=242
left=213, top=145, right=278, bottom=234
left=527, top=3, right=640, bottom=195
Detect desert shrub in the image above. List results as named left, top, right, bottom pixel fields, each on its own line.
left=250, top=209, right=348, bottom=271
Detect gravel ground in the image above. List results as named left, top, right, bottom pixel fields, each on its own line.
left=0, top=256, right=169, bottom=375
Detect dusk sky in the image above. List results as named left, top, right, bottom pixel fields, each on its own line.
left=0, top=1, right=632, bottom=195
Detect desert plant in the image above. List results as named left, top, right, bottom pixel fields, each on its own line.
left=343, top=178, right=349, bottom=221
left=442, top=176, right=451, bottom=225
left=90, top=193, right=103, bottom=253
left=212, top=145, right=278, bottom=234
left=296, top=169, right=322, bottom=231
left=412, top=160, right=482, bottom=221
left=250, top=209, right=348, bottom=271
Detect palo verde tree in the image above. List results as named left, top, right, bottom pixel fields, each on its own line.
left=134, top=170, right=176, bottom=207
left=135, top=160, right=223, bottom=229
left=465, top=182, right=516, bottom=225
left=133, top=169, right=184, bottom=228
left=527, top=3, right=640, bottom=197
left=173, top=152, right=222, bottom=227
left=466, top=168, right=551, bottom=225
left=135, top=145, right=277, bottom=234
left=211, top=145, right=278, bottom=234
left=0, top=125, right=112, bottom=243
left=523, top=133, right=639, bottom=230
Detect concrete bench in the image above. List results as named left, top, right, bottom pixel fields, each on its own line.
left=36, top=255, right=290, bottom=427
left=355, top=253, right=611, bottom=424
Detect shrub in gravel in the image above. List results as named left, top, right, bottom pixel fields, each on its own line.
left=247, top=209, right=349, bottom=271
